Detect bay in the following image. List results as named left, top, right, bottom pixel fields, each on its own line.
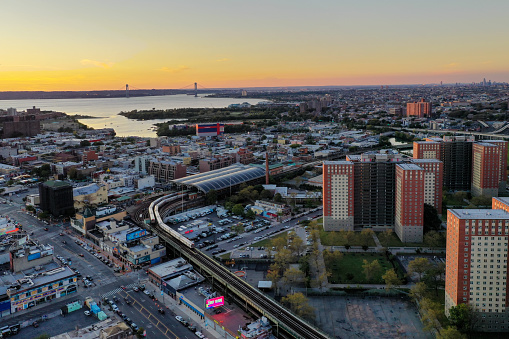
left=0, top=95, right=260, bottom=137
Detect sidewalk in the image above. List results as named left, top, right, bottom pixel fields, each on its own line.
left=145, top=280, right=222, bottom=339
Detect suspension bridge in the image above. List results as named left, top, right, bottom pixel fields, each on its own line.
left=120, top=83, right=211, bottom=98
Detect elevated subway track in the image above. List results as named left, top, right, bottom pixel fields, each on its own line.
left=145, top=196, right=329, bottom=339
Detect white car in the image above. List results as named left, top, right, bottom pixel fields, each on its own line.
left=84, top=310, right=91, bottom=316
left=195, top=332, right=205, bottom=338
left=144, top=290, right=151, bottom=295
left=175, top=315, right=184, bottom=322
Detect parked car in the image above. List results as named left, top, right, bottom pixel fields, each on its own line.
left=84, top=310, right=91, bottom=316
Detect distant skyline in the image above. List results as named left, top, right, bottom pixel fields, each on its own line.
left=2, top=0, right=509, bottom=91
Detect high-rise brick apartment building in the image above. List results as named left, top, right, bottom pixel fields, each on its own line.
left=414, top=137, right=507, bottom=194
left=322, top=161, right=354, bottom=231
left=481, top=140, right=508, bottom=193
left=406, top=98, right=431, bottom=118
left=445, top=197, right=509, bottom=332
left=413, top=141, right=441, bottom=160
left=410, top=159, right=443, bottom=213
left=472, top=142, right=502, bottom=197
left=413, top=136, right=474, bottom=191
left=148, top=160, right=187, bottom=182
left=347, top=150, right=403, bottom=228
left=395, top=164, right=425, bottom=242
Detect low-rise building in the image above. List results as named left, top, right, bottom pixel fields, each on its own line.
left=73, top=183, right=108, bottom=211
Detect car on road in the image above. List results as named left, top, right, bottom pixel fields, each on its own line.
left=86, top=275, right=93, bottom=281
left=44, top=228, right=48, bottom=231
left=125, top=317, right=132, bottom=326
left=133, top=286, right=139, bottom=292
left=131, top=323, right=139, bottom=331
left=108, top=300, right=114, bottom=305
left=187, top=325, right=197, bottom=332
left=175, top=315, right=184, bottom=323
left=78, top=253, right=84, bottom=257
left=59, top=233, right=64, bottom=236
left=195, top=332, right=206, bottom=338
left=84, top=310, right=91, bottom=316
left=32, top=321, right=39, bottom=328
left=158, top=308, right=165, bottom=314
left=121, top=313, right=128, bottom=321
left=143, top=290, right=151, bottom=295
left=111, top=304, right=119, bottom=312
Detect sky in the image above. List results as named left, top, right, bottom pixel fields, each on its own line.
left=2, top=0, right=509, bottom=91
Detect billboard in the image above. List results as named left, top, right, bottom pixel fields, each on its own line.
left=196, top=123, right=225, bottom=137
left=205, top=296, right=224, bottom=309
left=126, top=229, right=147, bottom=242
left=27, top=252, right=41, bottom=261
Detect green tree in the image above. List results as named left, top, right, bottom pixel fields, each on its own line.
left=80, top=140, right=91, bottom=147
left=281, top=292, right=315, bottom=320
left=437, top=326, right=467, bottom=339
left=423, top=203, right=442, bottom=233
left=274, top=193, right=283, bottom=203
left=448, top=304, right=473, bottom=333
left=289, top=234, right=305, bottom=257
left=26, top=205, right=35, bottom=212
left=470, top=195, right=491, bottom=207
left=260, top=189, right=273, bottom=200
left=232, top=204, right=244, bottom=216
left=362, top=259, right=381, bottom=282
left=360, top=228, right=374, bottom=247
left=67, top=167, right=78, bottom=180
left=245, top=209, right=256, bottom=219
left=424, top=230, right=444, bottom=248
left=382, top=268, right=402, bottom=290
left=205, top=189, right=217, bottom=205
left=409, top=282, right=429, bottom=301
left=378, top=229, right=393, bottom=247
left=408, top=257, right=431, bottom=281
left=282, top=267, right=305, bottom=284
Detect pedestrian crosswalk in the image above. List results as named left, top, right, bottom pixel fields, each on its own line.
left=101, top=283, right=138, bottom=299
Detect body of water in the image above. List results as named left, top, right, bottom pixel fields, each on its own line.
left=0, top=95, right=261, bottom=137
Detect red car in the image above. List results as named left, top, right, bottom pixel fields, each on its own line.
left=44, top=228, right=49, bottom=231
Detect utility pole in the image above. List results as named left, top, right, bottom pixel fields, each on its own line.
left=126, top=84, right=129, bottom=98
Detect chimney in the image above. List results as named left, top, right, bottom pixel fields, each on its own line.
left=265, top=152, right=269, bottom=185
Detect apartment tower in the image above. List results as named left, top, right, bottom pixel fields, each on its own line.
left=472, top=142, right=501, bottom=197
left=322, top=161, right=354, bottom=231
left=445, top=200, right=509, bottom=331
left=394, top=164, right=425, bottom=242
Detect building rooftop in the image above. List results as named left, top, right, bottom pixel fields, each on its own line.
left=449, top=209, right=509, bottom=219
left=43, top=180, right=71, bottom=188
left=397, top=163, right=423, bottom=171
left=148, top=257, right=193, bottom=280
left=171, top=163, right=265, bottom=193
left=323, top=160, right=353, bottom=165
left=73, top=183, right=102, bottom=196
left=410, top=159, right=442, bottom=163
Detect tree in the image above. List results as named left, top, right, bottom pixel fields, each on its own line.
left=437, top=326, right=467, bottom=339
left=471, top=195, right=491, bottom=207
left=67, top=167, right=78, bottom=180
left=290, top=235, right=305, bottom=257
left=274, top=193, right=283, bottom=203
left=245, top=209, right=256, bottom=220
left=323, top=250, right=343, bottom=268
left=80, top=140, right=91, bottom=147
left=382, top=268, right=402, bottom=290
left=360, top=228, right=374, bottom=248
left=423, top=203, right=442, bottom=233
left=424, top=230, right=443, bottom=248
left=282, top=267, right=305, bottom=284
left=136, top=327, right=145, bottom=338
left=420, top=297, right=444, bottom=332
left=267, top=264, right=281, bottom=285
left=281, top=292, right=315, bottom=320
left=344, top=230, right=355, bottom=247
left=260, top=189, right=273, bottom=200
left=205, top=189, right=217, bottom=205
left=26, top=205, right=35, bottom=212
left=362, top=259, right=381, bottom=282
left=448, top=304, right=473, bottom=333
left=34, top=335, right=50, bottom=339
left=231, top=223, right=245, bottom=234
left=408, top=257, right=431, bottom=281
left=232, top=204, right=244, bottom=216
left=378, top=229, right=393, bottom=247
left=410, top=282, right=429, bottom=301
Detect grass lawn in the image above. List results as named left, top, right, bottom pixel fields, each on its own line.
left=320, top=229, right=376, bottom=247
left=250, top=232, right=287, bottom=248
left=377, top=232, right=446, bottom=248
left=326, top=253, right=396, bottom=284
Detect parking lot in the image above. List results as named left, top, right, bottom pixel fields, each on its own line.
left=310, top=295, right=431, bottom=339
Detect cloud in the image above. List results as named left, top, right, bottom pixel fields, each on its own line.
left=215, top=58, right=230, bottom=62
left=159, top=65, right=190, bottom=73
left=80, top=59, right=114, bottom=69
